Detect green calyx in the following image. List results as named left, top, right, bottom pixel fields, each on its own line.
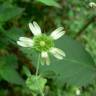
left=33, top=34, right=54, bottom=52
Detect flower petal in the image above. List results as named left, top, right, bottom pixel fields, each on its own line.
left=41, top=52, right=50, bottom=65
left=19, top=37, right=33, bottom=43
left=29, top=21, right=41, bottom=36
left=17, top=37, right=34, bottom=47
left=33, top=21, right=41, bottom=34
left=50, top=27, right=65, bottom=40
left=50, top=47, right=65, bottom=60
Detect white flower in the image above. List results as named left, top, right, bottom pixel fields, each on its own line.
left=17, top=21, right=66, bottom=65
left=89, top=2, right=96, bottom=7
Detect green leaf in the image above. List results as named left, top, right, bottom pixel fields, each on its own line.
left=30, top=35, right=96, bottom=87
left=0, top=55, right=18, bottom=69
left=7, top=27, right=25, bottom=44
left=36, top=0, right=61, bottom=8
left=26, top=75, right=47, bottom=93
left=0, top=4, right=24, bottom=23
left=23, top=66, right=32, bottom=77
left=0, top=66, right=24, bottom=85
left=0, top=55, right=24, bottom=85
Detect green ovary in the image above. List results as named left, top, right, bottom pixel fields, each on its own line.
left=33, top=34, right=54, bottom=52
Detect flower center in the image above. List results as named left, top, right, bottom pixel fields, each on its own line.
left=40, top=41, right=46, bottom=47
left=33, top=34, right=54, bottom=52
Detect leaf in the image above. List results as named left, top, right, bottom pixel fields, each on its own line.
left=30, top=35, right=96, bottom=87
left=36, top=0, right=61, bottom=8
left=0, top=55, right=24, bottom=85
left=0, top=67, right=24, bottom=85
left=0, top=55, right=18, bottom=69
left=0, top=4, right=24, bottom=23
left=7, top=27, right=25, bottom=44
left=23, top=66, right=32, bottom=77
left=26, top=75, right=47, bottom=93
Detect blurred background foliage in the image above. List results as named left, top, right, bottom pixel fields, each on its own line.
left=0, top=0, right=96, bottom=96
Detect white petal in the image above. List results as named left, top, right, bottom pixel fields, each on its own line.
left=33, top=21, right=41, bottom=34
left=17, top=41, right=25, bottom=47
left=17, top=39, right=33, bottom=47
left=29, top=21, right=41, bottom=36
left=19, top=37, right=33, bottom=43
left=50, top=47, right=65, bottom=60
left=41, top=52, right=50, bottom=65
left=50, top=27, right=65, bottom=40
left=41, top=51, right=48, bottom=58
left=51, top=27, right=64, bottom=35
left=53, top=31, right=65, bottom=40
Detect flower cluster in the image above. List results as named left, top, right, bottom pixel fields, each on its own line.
left=17, top=21, right=66, bottom=65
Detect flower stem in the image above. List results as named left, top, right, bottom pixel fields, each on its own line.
left=35, top=54, right=45, bottom=96
left=36, top=54, right=40, bottom=76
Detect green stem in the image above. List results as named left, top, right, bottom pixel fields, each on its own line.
left=41, top=93, right=44, bottom=96
left=36, top=54, right=40, bottom=76
left=32, top=93, right=37, bottom=96
left=35, top=54, right=45, bottom=96
left=57, top=89, right=61, bottom=96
